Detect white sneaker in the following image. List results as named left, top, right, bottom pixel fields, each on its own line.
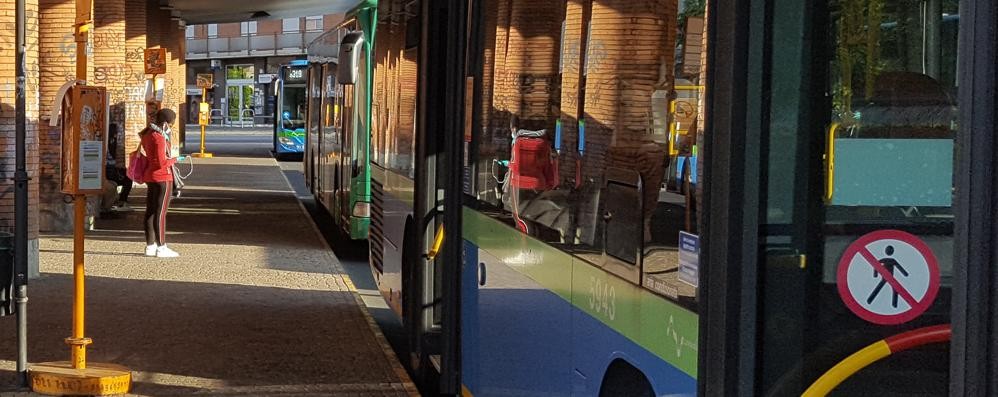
left=156, top=245, right=179, bottom=258
left=145, top=244, right=158, bottom=257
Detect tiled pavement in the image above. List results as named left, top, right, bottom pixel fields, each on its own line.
left=0, top=155, right=416, bottom=396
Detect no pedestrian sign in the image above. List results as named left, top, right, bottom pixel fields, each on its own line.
left=837, top=230, right=940, bottom=325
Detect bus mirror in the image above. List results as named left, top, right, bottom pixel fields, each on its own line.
left=338, top=32, right=365, bottom=85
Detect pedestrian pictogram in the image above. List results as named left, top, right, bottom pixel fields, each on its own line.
left=837, top=230, right=940, bottom=325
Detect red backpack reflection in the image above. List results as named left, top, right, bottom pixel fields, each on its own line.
left=509, top=129, right=558, bottom=191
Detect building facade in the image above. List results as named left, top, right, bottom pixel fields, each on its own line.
left=185, top=15, right=343, bottom=127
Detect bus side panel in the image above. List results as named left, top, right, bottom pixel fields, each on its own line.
left=463, top=208, right=698, bottom=396
left=570, top=260, right=698, bottom=396
left=463, top=239, right=572, bottom=396
left=372, top=165, right=412, bottom=315
left=460, top=241, right=480, bottom=395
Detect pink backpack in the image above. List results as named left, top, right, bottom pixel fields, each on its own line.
left=127, top=147, right=147, bottom=184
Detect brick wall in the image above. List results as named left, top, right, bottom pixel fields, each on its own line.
left=372, top=0, right=417, bottom=172
left=38, top=0, right=76, bottom=232
left=258, top=20, right=281, bottom=35
left=145, top=3, right=186, bottom=137
left=557, top=0, right=589, bottom=185
left=218, top=22, right=239, bottom=38
left=94, top=0, right=128, bottom=161
left=323, top=14, right=344, bottom=31
left=582, top=0, right=676, bottom=222
left=578, top=0, right=675, bottom=180
left=124, top=0, right=147, bottom=158
left=0, top=0, right=40, bottom=238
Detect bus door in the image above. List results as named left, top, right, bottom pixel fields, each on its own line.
left=701, top=0, right=963, bottom=395
left=401, top=1, right=466, bottom=393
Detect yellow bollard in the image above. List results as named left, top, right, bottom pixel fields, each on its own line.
left=191, top=87, right=214, bottom=158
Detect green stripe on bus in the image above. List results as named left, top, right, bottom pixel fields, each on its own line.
left=463, top=207, right=699, bottom=377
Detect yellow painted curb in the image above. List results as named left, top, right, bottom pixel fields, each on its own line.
left=29, top=361, right=131, bottom=396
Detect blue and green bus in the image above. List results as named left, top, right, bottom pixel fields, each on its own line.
left=363, top=0, right=982, bottom=395
left=273, top=60, right=308, bottom=159
left=303, top=0, right=376, bottom=239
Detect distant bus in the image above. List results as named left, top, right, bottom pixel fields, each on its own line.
left=302, top=0, right=375, bottom=240
left=273, top=60, right=308, bottom=159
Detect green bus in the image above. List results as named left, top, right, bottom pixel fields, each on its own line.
left=303, top=0, right=376, bottom=240
left=357, top=0, right=988, bottom=395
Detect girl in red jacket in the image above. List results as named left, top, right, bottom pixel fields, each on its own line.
left=140, top=108, right=180, bottom=258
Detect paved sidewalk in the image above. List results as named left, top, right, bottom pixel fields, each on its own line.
left=0, top=156, right=416, bottom=396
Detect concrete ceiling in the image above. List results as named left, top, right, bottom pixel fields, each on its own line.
left=163, top=0, right=358, bottom=25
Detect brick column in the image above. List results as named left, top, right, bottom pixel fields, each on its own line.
left=0, top=0, right=40, bottom=274
left=38, top=0, right=78, bottom=233
left=145, top=5, right=186, bottom=128
left=557, top=0, right=589, bottom=186
left=582, top=0, right=676, bottom=239
left=491, top=0, right=563, bottom=131
left=94, top=0, right=128, bottom=161
left=695, top=0, right=709, bottom=228
left=123, top=0, right=147, bottom=157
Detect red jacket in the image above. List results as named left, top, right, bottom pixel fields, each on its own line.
left=140, top=129, right=176, bottom=183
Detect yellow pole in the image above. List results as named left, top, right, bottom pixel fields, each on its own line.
left=69, top=196, right=90, bottom=369
left=200, top=87, right=207, bottom=155
left=29, top=0, right=133, bottom=392
left=68, top=0, right=94, bottom=370
left=192, top=86, right=212, bottom=158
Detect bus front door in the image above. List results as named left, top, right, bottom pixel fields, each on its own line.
left=704, top=0, right=961, bottom=395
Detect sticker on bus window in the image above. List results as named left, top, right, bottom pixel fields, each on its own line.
left=837, top=230, right=940, bottom=325
left=678, top=232, right=699, bottom=287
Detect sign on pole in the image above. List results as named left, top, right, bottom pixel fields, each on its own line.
left=196, top=73, right=214, bottom=89
left=61, top=85, right=107, bottom=195
left=144, top=48, right=167, bottom=75
left=837, top=230, right=941, bottom=325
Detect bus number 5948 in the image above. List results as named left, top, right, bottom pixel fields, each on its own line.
left=589, top=276, right=616, bottom=321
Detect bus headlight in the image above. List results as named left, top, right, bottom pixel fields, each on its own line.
left=352, top=202, right=370, bottom=218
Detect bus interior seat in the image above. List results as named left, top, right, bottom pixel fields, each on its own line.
left=517, top=190, right=574, bottom=242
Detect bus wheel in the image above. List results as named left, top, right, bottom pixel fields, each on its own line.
left=598, top=360, right=654, bottom=397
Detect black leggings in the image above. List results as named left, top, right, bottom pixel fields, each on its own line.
left=145, top=182, right=172, bottom=246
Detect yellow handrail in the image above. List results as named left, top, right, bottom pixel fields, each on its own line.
left=825, top=122, right=839, bottom=202
left=426, top=223, right=445, bottom=261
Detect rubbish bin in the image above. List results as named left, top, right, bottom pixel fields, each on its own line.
left=0, top=231, right=14, bottom=316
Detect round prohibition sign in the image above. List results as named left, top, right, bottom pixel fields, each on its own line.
left=836, top=230, right=940, bottom=325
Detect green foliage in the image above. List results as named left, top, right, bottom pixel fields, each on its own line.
left=832, top=0, right=885, bottom=123
left=680, top=0, right=706, bottom=21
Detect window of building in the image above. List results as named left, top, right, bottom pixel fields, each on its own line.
left=241, top=21, right=257, bottom=36
left=207, top=24, right=218, bottom=38
left=306, top=16, right=324, bottom=32
left=226, top=64, right=255, bottom=81
left=186, top=25, right=195, bottom=39
left=283, top=18, right=300, bottom=33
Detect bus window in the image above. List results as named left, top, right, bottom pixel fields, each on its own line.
left=756, top=0, right=959, bottom=394
left=470, top=0, right=706, bottom=307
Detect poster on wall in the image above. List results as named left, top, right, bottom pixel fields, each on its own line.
left=61, top=85, right=107, bottom=195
